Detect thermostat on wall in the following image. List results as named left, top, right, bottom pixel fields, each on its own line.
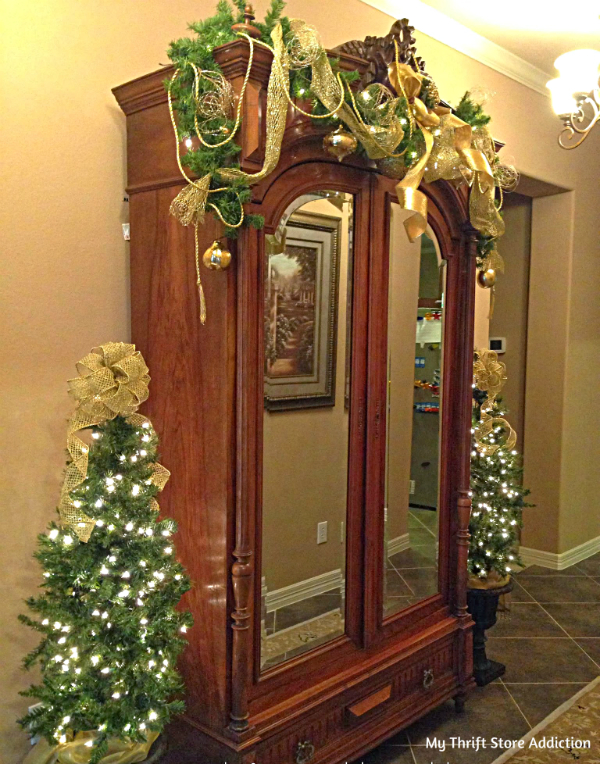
left=489, top=337, right=506, bottom=354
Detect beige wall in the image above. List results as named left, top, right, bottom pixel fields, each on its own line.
left=385, top=206, right=422, bottom=544
left=490, top=194, right=532, bottom=444
left=2, top=1, right=600, bottom=760
left=262, top=199, right=349, bottom=592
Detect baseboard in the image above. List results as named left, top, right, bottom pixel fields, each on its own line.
left=265, top=569, right=343, bottom=612
left=387, top=533, right=410, bottom=557
left=519, top=534, right=600, bottom=571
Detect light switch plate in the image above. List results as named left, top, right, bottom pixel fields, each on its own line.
left=317, top=521, right=328, bottom=544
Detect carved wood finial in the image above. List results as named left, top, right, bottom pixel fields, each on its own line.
left=332, top=18, right=426, bottom=91
left=232, top=3, right=261, bottom=39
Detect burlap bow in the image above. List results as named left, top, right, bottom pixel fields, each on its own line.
left=59, top=343, right=167, bottom=542
left=473, top=349, right=517, bottom=456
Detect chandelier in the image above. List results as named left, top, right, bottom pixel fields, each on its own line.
left=547, top=49, right=600, bottom=149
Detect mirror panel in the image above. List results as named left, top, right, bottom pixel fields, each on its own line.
left=261, top=191, right=354, bottom=670
left=383, top=203, right=445, bottom=618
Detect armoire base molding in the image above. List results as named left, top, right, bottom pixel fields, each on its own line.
left=168, top=618, right=474, bottom=764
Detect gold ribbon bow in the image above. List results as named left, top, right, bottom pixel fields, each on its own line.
left=59, top=343, right=167, bottom=542
left=388, top=58, right=500, bottom=243
left=388, top=61, right=440, bottom=241
left=23, top=730, right=159, bottom=764
left=473, top=349, right=517, bottom=456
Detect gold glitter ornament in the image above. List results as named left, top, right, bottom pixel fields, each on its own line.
left=323, top=126, right=358, bottom=162
left=203, top=240, right=232, bottom=270
left=477, top=268, right=496, bottom=288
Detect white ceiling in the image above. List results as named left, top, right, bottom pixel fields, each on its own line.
left=418, top=0, right=600, bottom=75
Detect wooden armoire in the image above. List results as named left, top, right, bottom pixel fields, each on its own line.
left=113, top=16, right=476, bottom=764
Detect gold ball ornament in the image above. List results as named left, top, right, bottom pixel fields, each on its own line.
left=477, top=268, right=496, bottom=288
left=323, top=127, right=358, bottom=163
left=203, top=241, right=232, bottom=271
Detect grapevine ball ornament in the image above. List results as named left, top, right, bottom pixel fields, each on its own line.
left=477, top=268, right=497, bottom=288
left=195, top=71, right=235, bottom=120
left=286, top=22, right=321, bottom=69
left=203, top=240, right=232, bottom=270
left=359, top=83, right=398, bottom=125
left=323, top=126, right=358, bottom=162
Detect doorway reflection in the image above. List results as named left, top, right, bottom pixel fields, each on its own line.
left=384, top=209, right=445, bottom=618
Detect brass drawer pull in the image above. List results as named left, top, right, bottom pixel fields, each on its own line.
left=294, top=740, right=315, bottom=764
left=423, top=669, right=434, bottom=690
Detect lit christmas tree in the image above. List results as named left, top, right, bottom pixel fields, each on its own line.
left=469, top=391, right=531, bottom=581
left=18, top=345, right=192, bottom=764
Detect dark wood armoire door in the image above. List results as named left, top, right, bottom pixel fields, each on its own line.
left=237, top=161, right=374, bottom=714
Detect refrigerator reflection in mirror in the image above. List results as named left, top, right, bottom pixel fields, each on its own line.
left=383, top=207, right=445, bottom=618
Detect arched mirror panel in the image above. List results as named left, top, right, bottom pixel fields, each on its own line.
left=260, top=190, right=355, bottom=670
left=383, top=205, right=446, bottom=619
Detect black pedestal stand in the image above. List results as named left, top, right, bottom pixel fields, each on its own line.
left=467, top=579, right=513, bottom=687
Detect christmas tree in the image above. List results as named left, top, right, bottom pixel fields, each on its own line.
left=19, top=345, right=192, bottom=764
left=469, top=392, right=531, bottom=581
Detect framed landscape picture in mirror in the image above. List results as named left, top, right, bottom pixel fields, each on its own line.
left=264, top=210, right=341, bottom=411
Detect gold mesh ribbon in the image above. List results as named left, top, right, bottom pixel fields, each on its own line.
left=221, top=20, right=407, bottom=186
left=168, top=17, right=507, bottom=264
left=169, top=173, right=211, bottom=227
left=468, top=127, right=505, bottom=238
left=473, top=349, right=517, bottom=456
left=59, top=343, right=169, bottom=542
left=479, top=244, right=504, bottom=274
left=388, top=63, right=440, bottom=242
left=219, top=23, right=290, bottom=184
left=23, top=730, right=159, bottom=764
left=385, top=66, right=499, bottom=244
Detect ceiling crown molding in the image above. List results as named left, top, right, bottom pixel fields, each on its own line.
left=359, top=0, right=552, bottom=97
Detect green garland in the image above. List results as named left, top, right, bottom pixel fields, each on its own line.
left=167, top=0, right=282, bottom=236
left=166, top=0, right=450, bottom=234
left=167, top=7, right=500, bottom=242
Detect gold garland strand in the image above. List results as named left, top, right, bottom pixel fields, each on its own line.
left=167, top=15, right=513, bottom=318
left=167, top=63, right=247, bottom=322
left=219, top=23, right=291, bottom=184
left=194, top=224, right=207, bottom=324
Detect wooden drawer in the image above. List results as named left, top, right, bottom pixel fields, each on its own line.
left=255, top=633, right=458, bottom=764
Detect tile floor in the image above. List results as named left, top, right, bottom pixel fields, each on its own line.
left=386, top=509, right=438, bottom=615
left=163, top=554, right=600, bottom=763
left=353, top=553, right=600, bottom=764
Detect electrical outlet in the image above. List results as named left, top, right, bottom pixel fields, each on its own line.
left=409, top=480, right=416, bottom=495
left=317, top=521, right=328, bottom=544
